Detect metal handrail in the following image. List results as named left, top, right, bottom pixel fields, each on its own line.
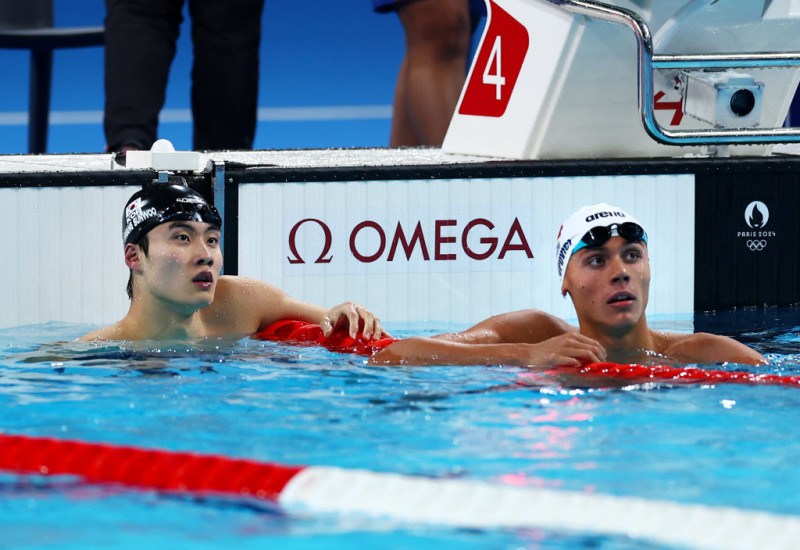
left=539, top=0, right=800, bottom=145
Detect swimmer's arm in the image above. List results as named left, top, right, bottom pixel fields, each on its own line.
left=221, top=276, right=385, bottom=339
left=370, top=332, right=605, bottom=366
left=370, top=338, right=529, bottom=366
left=370, top=310, right=602, bottom=366
left=272, top=292, right=387, bottom=340
left=667, top=332, right=767, bottom=366
left=452, top=309, right=579, bottom=344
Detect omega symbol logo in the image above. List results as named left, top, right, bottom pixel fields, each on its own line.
left=744, top=201, right=769, bottom=229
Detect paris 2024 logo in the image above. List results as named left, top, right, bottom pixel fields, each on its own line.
left=739, top=201, right=775, bottom=252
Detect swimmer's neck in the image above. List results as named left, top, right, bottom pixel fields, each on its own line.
left=579, top=320, right=662, bottom=363
left=125, top=296, right=208, bottom=340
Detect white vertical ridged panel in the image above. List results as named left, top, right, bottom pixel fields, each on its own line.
left=0, top=186, right=134, bottom=330
left=238, top=175, right=694, bottom=326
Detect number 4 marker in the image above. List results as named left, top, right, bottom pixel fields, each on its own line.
left=483, top=36, right=506, bottom=100
left=458, top=0, right=529, bottom=117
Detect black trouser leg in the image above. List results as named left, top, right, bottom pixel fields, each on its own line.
left=103, top=0, right=184, bottom=151
left=188, top=0, right=265, bottom=150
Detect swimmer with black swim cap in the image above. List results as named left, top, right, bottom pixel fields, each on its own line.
left=121, top=179, right=222, bottom=299
left=372, top=203, right=765, bottom=367
left=122, top=179, right=222, bottom=247
left=80, top=177, right=387, bottom=342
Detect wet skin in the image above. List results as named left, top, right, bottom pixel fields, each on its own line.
left=133, top=220, right=222, bottom=316
left=562, top=236, right=650, bottom=341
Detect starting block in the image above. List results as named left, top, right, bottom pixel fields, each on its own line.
left=443, top=0, right=800, bottom=159
left=124, top=139, right=203, bottom=172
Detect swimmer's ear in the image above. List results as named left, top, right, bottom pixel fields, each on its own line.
left=124, top=244, right=142, bottom=271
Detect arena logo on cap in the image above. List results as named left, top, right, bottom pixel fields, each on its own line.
left=737, top=201, right=775, bottom=252
left=584, top=210, right=628, bottom=223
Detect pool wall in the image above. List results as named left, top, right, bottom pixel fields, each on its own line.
left=1, top=151, right=798, bottom=329
left=236, top=173, right=693, bottom=324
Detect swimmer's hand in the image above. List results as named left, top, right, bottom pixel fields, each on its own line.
left=515, top=333, right=606, bottom=367
left=320, top=302, right=388, bottom=340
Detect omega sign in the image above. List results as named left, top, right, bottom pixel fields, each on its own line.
left=287, top=218, right=534, bottom=264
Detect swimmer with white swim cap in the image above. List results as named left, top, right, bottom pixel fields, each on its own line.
left=80, top=177, right=387, bottom=342
left=372, top=203, right=765, bottom=366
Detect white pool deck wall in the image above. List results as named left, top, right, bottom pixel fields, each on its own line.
left=0, top=149, right=695, bottom=330
left=238, top=173, right=695, bottom=327
left=444, top=0, right=800, bottom=160
left=0, top=184, right=132, bottom=330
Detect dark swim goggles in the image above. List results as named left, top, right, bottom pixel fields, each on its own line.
left=572, top=222, right=647, bottom=255
left=160, top=201, right=222, bottom=227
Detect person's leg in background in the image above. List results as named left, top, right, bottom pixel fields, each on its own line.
left=189, top=0, right=265, bottom=151
left=103, top=0, right=184, bottom=151
left=390, top=0, right=475, bottom=147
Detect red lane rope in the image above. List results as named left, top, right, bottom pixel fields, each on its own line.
left=252, top=319, right=398, bottom=356
left=4, top=433, right=800, bottom=549
left=254, top=320, right=800, bottom=387
left=0, top=434, right=303, bottom=500
left=568, top=362, right=800, bottom=387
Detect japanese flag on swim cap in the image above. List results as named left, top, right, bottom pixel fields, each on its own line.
left=555, top=203, right=645, bottom=284
left=122, top=178, right=221, bottom=245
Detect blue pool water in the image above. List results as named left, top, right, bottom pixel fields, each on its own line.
left=2, top=312, right=800, bottom=549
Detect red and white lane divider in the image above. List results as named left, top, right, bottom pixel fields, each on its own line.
left=1, top=433, right=799, bottom=549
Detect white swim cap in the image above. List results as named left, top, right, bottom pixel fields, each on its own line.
left=555, top=203, right=647, bottom=284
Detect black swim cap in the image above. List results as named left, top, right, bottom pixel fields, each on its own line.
left=122, top=180, right=222, bottom=245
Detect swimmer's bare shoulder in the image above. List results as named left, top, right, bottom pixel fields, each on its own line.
left=78, top=277, right=286, bottom=341
left=205, top=275, right=283, bottom=313
left=78, top=322, right=128, bottom=342
left=661, top=332, right=766, bottom=366
left=434, top=308, right=576, bottom=345
left=202, top=275, right=328, bottom=334
left=199, top=275, right=286, bottom=334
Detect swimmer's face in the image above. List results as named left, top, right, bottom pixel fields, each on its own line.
left=132, top=220, right=222, bottom=311
left=561, top=236, right=650, bottom=333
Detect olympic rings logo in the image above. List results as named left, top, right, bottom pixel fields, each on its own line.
left=747, top=240, right=767, bottom=251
